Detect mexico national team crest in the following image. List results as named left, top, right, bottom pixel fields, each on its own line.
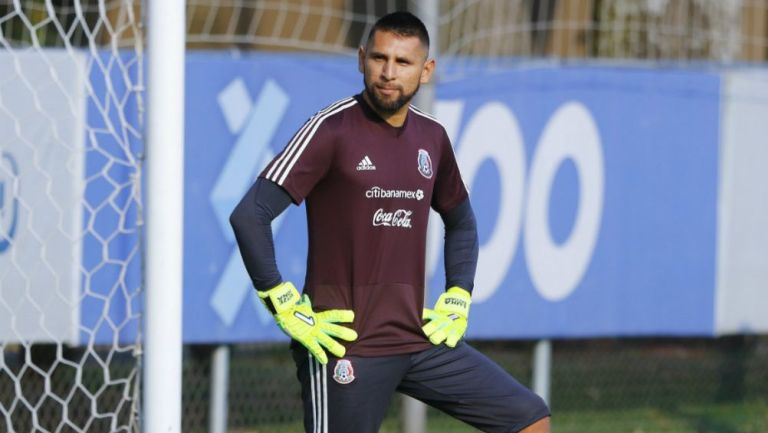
left=333, top=359, right=355, bottom=384
left=417, top=149, right=433, bottom=179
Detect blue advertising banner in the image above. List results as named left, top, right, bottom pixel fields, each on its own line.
left=7, top=51, right=735, bottom=345
left=182, top=53, right=721, bottom=342
left=184, top=52, right=359, bottom=342
left=430, top=67, right=720, bottom=339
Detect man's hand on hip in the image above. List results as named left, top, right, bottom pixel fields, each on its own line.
left=258, top=282, right=357, bottom=364
left=422, top=286, right=471, bottom=348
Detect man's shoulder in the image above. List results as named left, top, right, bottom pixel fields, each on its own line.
left=311, top=96, right=360, bottom=123
left=408, top=104, right=447, bottom=133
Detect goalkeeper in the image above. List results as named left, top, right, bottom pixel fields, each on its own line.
left=230, top=11, right=550, bottom=433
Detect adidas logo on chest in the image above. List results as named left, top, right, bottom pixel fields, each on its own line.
left=356, top=155, right=376, bottom=171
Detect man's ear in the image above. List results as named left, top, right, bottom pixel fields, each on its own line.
left=420, top=58, right=436, bottom=85
left=358, top=46, right=366, bottom=73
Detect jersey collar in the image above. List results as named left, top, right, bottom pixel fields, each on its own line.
left=355, top=93, right=410, bottom=137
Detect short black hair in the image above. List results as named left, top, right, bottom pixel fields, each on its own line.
left=366, top=11, right=430, bottom=51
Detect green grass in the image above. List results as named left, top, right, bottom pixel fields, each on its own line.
left=231, top=399, right=768, bottom=433
left=554, top=400, right=768, bottom=433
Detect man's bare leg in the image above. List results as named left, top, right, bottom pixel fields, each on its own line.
left=520, top=416, right=550, bottom=433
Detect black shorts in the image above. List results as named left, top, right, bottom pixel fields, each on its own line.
left=292, top=342, right=550, bottom=433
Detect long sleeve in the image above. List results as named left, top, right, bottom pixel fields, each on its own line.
left=439, top=198, right=479, bottom=293
left=229, top=177, right=293, bottom=291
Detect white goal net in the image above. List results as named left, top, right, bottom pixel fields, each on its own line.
left=0, top=1, right=142, bottom=432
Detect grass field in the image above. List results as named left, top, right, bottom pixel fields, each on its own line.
left=553, top=400, right=768, bottom=433
left=231, top=399, right=768, bottom=433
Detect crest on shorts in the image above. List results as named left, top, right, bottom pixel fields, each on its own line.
left=332, top=359, right=355, bottom=384
left=417, top=149, right=433, bottom=179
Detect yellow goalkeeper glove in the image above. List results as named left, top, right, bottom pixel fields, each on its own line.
left=258, top=282, right=357, bottom=364
left=422, top=286, right=471, bottom=348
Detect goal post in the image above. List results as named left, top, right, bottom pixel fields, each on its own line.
left=143, top=0, right=185, bottom=432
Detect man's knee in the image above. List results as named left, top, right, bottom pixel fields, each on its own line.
left=514, top=393, right=550, bottom=433
left=519, top=415, right=550, bottom=433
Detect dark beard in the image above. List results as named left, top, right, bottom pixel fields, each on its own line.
left=364, top=80, right=420, bottom=115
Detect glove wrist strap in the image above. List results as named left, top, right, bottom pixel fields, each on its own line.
left=438, top=286, right=471, bottom=318
left=259, top=282, right=300, bottom=314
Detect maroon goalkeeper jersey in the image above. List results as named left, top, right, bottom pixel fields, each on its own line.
left=260, top=94, right=468, bottom=356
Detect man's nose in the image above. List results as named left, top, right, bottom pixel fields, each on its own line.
left=381, top=61, right=396, bottom=80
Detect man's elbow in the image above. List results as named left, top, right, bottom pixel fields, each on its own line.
left=229, top=202, right=247, bottom=231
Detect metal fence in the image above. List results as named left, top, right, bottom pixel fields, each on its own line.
left=2, top=338, right=766, bottom=431
left=176, top=337, right=768, bottom=432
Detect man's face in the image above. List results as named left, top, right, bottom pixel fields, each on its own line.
left=358, top=30, right=434, bottom=116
